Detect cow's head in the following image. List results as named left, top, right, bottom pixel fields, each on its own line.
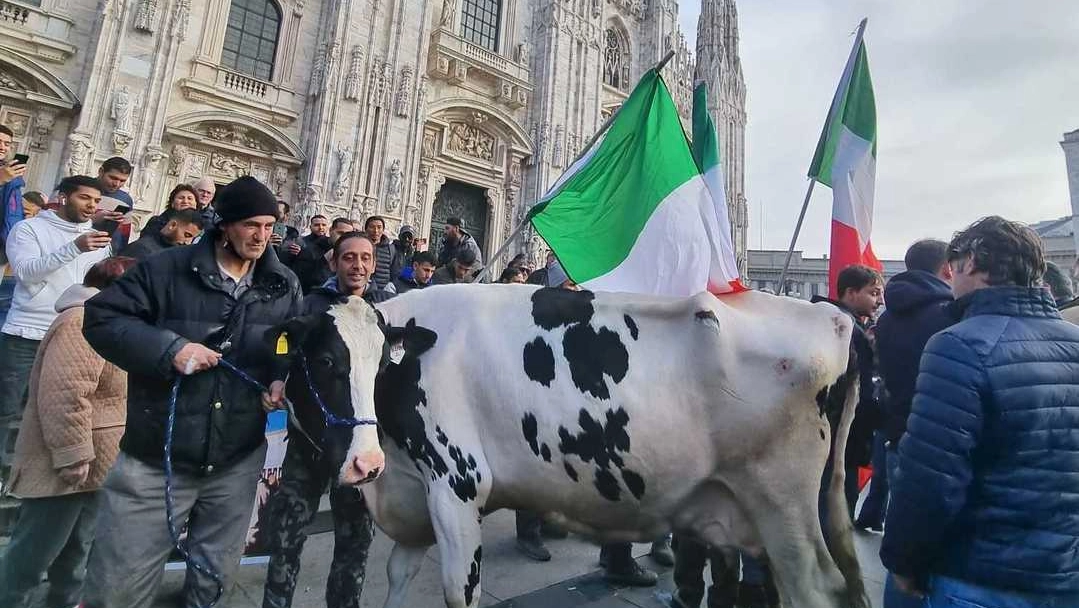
left=267, top=297, right=387, bottom=486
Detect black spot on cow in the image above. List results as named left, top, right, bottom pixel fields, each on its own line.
left=820, top=428, right=827, bottom=441
left=447, top=443, right=481, bottom=502
left=564, top=461, right=579, bottom=481
left=540, top=444, right=552, bottom=463
left=522, top=413, right=540, bottom=456
left=523, top=337, right=556, bottom=386
left=621, top=469, right=645, bottom=500
left=531, top=288, right=596, bottom=329
left=464, top=546, right=482, bottom=605
left=557, top=407, right=645, bottom=502
left=435, top=426, right=449, bottom=446
left=695, top=310, right=719, bottom=324
left=595, top=469, right=620, bottom=501
left=562, top=325, right=629, bottom=400
left=815, top=387, right=829, bottom=418
left=624, top=315, right=639, bottom=340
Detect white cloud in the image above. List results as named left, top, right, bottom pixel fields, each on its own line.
left=679, top=0, right=1079, bottom=259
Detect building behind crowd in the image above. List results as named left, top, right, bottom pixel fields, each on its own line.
left=746, top=249, right=904, bottom=300
left=0, top=0, right=748, bottom=270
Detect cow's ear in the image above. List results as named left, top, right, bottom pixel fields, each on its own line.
left=382, top=317, right=438, bottom=357
left=266, top=314, right=320, bottom=357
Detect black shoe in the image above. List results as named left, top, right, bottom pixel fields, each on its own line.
left=540, top=521, right=569, bottom=539
left=516, top=537, right=552, bottom=562
left=604, top=561, right=659, bottom=587
left=650, top=536, right=675, bottom=567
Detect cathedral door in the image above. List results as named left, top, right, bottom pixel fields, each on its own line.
left=430, top=179, right=488, bottom=255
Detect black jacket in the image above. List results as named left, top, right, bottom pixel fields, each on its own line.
left=273, top=225, right=301, bottom=264
left=391, top=275, right=428, bottom=295
left=875, top=271, right=955, bottom=444
left=811, top=295, right=880, bottom=467
left=83, top=232, right=303, bottom=474
left=390, top=240, right=412, bottom=281
left=882, top=287, right=1079, bottom=593
left=303, top=279, right=393, bottom=316
left=121, top=229, right=176, bottom=262
left=371, top=234, right=398, bottom=291
left=286, top=234, right=334, bottom=294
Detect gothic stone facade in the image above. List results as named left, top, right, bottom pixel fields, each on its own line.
left=0, top=0, right=746, bottom=270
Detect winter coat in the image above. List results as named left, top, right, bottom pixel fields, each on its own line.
left=7, top=285, right=127, bottom=498
left=881, top=286, right=1079, bottom=594
left=83, top=231, right=303, bottom=475
left=0, top=173, right=24, bottom=265
left=4, top=209, right=112, bottom=339
left=437, top=231, right=483, bottom=268
left=121, top=229, right=177, bottom=262
left=390, top=274, right=429, bottom=295
left=286, top=234, right=334, bottom=294
left=390, top=240, right=412, bottom=281
left=874, top=270, right=956, bottom=444
left=371, top=234, right=398, bottom=291
left=811, top=295, right=880, bottom=467
left=303, top=278, right=393, bottom=316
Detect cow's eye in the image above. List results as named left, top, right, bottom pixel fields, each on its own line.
left=316, top=356, right=334, bottom=368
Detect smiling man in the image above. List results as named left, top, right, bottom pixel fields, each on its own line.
left=81, top=176, right=302, bottom=608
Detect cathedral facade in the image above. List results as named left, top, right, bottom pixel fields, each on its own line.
left=0, top=0, right=745, bottom=270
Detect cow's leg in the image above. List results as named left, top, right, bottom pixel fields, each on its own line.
left=429, top=492, right=484, bottom=608
left=381, top=543, right=427, bottom=608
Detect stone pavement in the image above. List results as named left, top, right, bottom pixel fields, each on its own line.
left=150, top=509, right=888, bottom=608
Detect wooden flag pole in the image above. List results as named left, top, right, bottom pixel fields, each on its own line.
left=777, top=179, right=816, bottom=294
left=472, top=51, right=677, bottom=283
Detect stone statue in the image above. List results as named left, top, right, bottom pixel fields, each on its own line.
left=168, top=144, right=188, bottom=176
left=516, top=40, right=529, bottom=64
left=273, top=166, right=288, bottom=195
left=30, top=111, right=55, bottom=151
left=440, top=0, right=456, bottom=27
left=139, top=148, right=166, bottom=201
left=385, top=159, right=403, bottom=212
left=111, top=86, right=133, bottom=134
left=332, top=146, right=353, bottom=203
left=66, top=135, right=93, bottom=176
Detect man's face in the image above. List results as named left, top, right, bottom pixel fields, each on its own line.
left=162, top=220, right=202, bottom=246
left=444, top=224, right=460, bottom=242
left=453, top=259, right=472, bottom=280
left=195, top=184, right=216, bottom=208
left=841, top=281, right=884, bottom=318
left=399, top=232, right=414, bottom=248
left=98, top=169, right=130, bottom=193
left=222, top=215, right=275, bottom=261
left=62, top=186, right=102, bottom=223
left=365, top=219, right=384, bottom=243
left=171, top=190, right=197, bottom=211
left=330, top=222, right=355, bottom=244
left=278, top=203, right=290, bottom=223
left=413, top=261, right=436, bottom=285
left=310, top=217, right=329, bottom=237
left=509, top=270, right=527, bottom=284
left=333, top=237, right=375, bottom=295
left=0, top=132, right=11, bottom=159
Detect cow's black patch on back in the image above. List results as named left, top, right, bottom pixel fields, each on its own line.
left=622, top=470, right=646, bottom=500
left=595, top=469, right=620, bottom=501
left=562, top=325, right=629, bottom=400
left=522, top=413, right=540, bottom=456
left=464, top=547, right=482, bottom=605
left=435, top=426, right=449, bottom=446
left=695, top=310, right=719, bottom=323
left=447, top=444, right=480, bottom=501
left=557, top=407, right=645, bottom=502
left=624, top=315, right=639, bottom=340
left=523, top=337, right=556, bottom=386
left=540, top=444, right=551, bottom=462
left=564, top=462, right=579, bottom=481
left=531, top=288, right=596, bottom=329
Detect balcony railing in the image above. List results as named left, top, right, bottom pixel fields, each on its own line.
left=0, top=0, right=76, bottom=62
left=0, top=1, right=30, bottom=25
left=180, top=60, right=298, bottom=127
left=221, top=70, right=268, bottom=99
left=429, top=28, right=530, bottom=86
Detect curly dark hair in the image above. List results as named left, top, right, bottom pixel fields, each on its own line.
left=947, top=216, right=1045, bottom=287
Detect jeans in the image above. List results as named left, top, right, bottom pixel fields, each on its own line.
left=0, top=276, right=15, bottom=327
left=925, top=575, right=1079, bottom=608
left=857, top=432, right=889, bottom=527
left=0, top=333, right=38, bottom=421
left=516, top=510, right=542, bottom=540
left=883, top=447, right=923, bottom=608
left=0, top=492, right=100, bottom=608
left=82, top=446, right=265, bottom=608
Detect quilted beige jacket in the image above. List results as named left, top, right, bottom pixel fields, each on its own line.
left=7, top=285, right=127, bottom=498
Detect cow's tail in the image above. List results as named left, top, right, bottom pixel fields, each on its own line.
left=823, top=349, right=870, bottom=608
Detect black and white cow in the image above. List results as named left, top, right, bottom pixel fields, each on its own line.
left=270, top=286, right=868, bottom=608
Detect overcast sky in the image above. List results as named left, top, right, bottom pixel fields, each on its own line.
left=677, top=1, right=1079, bottom=259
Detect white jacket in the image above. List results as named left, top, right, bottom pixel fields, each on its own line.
left=3, top=210, right=112, bottom=340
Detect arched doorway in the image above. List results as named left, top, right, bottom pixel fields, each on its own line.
left=429, top=179, right=488, bottom=256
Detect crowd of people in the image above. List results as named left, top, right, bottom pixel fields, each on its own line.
left=0, top=121, right=1077, bottom=608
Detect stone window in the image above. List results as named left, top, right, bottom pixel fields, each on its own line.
left=603, top=28, right=630, bottom=90
left=460, top=0, right=502, bottom=52
left=221, top=0, right=281, bottom=81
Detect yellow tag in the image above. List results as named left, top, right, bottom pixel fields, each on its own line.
left=275, top=333, right=289, bottom=355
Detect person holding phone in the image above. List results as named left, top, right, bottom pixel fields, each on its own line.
left=0, top=125, right=28, bottom=255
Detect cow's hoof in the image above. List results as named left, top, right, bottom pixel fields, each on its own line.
left=516, top=537, right=552, bottom=562
left=604, top=562, right=659, bottom=587
left=649, top=536, right=674, bottom=567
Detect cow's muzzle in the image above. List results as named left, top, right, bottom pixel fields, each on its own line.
left=340, top=449, right=385, bottom=486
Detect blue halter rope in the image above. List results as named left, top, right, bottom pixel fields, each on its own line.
left=164, top=353, right=378, bottom=607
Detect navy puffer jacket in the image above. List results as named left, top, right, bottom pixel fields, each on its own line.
left=881, top=286, right=1079, bottom=595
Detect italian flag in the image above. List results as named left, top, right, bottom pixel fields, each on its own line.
left=808, top=25, right=882, bottom=298
left=527, top=68, right=744, bottom=296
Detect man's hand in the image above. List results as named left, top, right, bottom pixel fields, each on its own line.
left=286, top=242, right=301, bottom=256
left=269, top=232, right=284, bottom=245
left=0, top=162, right=26, bottom=185
left=262, top=380, right=287, bottom=412
left=92, top=209, right=125, bottom=225
left=75, top=231, right=113, bottom=253
left=58, top=461, right=90, bottom=487
left=891, top=574, right=925, bottom=598
left=172, top=343, right=221, bottom=375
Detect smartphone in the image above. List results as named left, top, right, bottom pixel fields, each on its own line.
left=272, top=223, right=288, bottom=239
left=12, top=153, right=28, bottom=165
left=113, top=204, right=131, bottom=215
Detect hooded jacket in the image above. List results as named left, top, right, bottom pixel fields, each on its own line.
left=3, top=209, right=112, bottom=339
left=83, top=231, right=303, bottom=474
left=881, top=286, right=1079, bottom=594
left=121, top=228, right=177, bottom=262
left=7, top=284, right=127, bottom=498
left=370, top=234, right=398, bottom=291
left=437, top=230, right=483, bottom=268
left=874, top=270, right=956, bottom=443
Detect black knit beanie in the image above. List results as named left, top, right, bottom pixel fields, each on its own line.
left=214, top=176, right=279, bottom=224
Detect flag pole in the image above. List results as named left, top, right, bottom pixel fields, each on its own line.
left=777, top=18, right=868, bottom=295
left=473, top=51, right=677, bottom=283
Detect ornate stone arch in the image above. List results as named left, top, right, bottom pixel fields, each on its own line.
left=0, top=50, right=80, bottom=111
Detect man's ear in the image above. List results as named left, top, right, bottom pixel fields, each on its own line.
left=939, top=262, right=955, bottom=282
left=265, top=314, right=320, bottom=357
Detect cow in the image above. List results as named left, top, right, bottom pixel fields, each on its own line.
left=268, top=285, right=868, bottom=608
